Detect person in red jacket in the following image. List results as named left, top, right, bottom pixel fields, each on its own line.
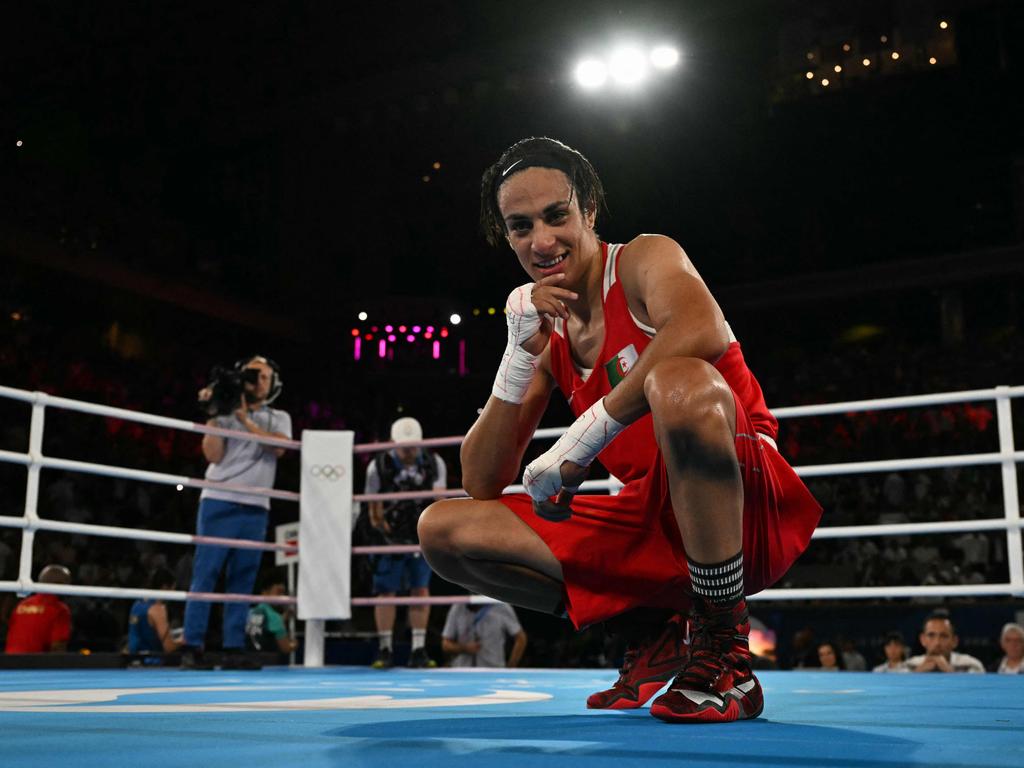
left=5, top=564, right=73, bottom=653
left=418, top=137, right=822, bottom=723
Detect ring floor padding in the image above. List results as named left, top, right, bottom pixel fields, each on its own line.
left=1, top=667, right=1021, bottom=767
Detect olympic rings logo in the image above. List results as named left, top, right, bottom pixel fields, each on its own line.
left=309, top=464, right=346, bottom=481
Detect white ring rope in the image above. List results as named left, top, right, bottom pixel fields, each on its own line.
left=0, top=383, right=1021, bottom=610
left=0, top=449, right=299, bottom=502
left=0, top=384, right=299, bottom=451
left=0, top=581, right=296, bottom=606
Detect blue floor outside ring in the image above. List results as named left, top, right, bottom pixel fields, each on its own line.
left=1, top=667, right=1021, bottom=767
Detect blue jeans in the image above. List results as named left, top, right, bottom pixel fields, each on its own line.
left=183, top=498, right=268, bottom=649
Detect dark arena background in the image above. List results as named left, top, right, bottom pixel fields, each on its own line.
left=1, top=2, right=1022, bottom=766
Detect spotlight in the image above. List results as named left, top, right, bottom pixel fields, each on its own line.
left=357, top=311, right=368, bottom=321
left=450, top=313, right=462, bottom=325
left=574, top=58, right=608, bottom=90
left=650, top=46, right=679, bottom=69
left=609, top=47, right=647, bottom=85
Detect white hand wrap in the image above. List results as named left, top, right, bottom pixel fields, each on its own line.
left=491, top=284, right=543, bottom=404
left=523, top=398, right=626, bottom=502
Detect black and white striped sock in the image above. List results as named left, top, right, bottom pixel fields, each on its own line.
left=688, top=551, right=744, bottom=606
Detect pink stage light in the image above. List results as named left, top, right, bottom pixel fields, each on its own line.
left=432, top=340, right=440, bottom=359
left=378, top=339, right=387, bottom=358
left=354, top=337, right=361, bottom=360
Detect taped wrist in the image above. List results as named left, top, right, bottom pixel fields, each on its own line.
left=492, top=343, right=539, bottom=404
left=551, top=398, right=627, bottom=476
left=523, top=398, right=626, bottom=501
left=491, top=284, right=543, bottom=404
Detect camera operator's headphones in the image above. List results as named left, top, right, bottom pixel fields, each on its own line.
left=236, top=354, right=284, bottom=405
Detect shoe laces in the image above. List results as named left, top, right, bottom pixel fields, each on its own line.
left=616, top=645, right=641, bottom=679
left=614, top=617, right=679, bottom=680
left=675, top=607, right=747, bottom=689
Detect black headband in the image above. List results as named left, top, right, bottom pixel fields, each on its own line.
left=494, top=152, right=577, bottom=198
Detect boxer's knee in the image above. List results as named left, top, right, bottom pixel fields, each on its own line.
left=417, top=501, right=457, bottom=557
left=643, top=357, right=737, bottom=476
left=644, top=358, right=733, bottom=431
left=417, top=500, right=473, bottom=579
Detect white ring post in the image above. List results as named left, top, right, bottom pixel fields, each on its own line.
left=304, top=619, right=325, bottom=668
left=17, top=397, right=46, bottom=590
left=287, top=562, right=297, bottom=667
left=298, top=430, right=354, bottom=668
left=995, top=386, right=1024, bottom=594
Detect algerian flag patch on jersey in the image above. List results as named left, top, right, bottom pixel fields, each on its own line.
left=604, top=344, right=639, bottom=388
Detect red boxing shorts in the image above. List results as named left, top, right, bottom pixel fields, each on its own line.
left=499, top=390, right=822, bottom=629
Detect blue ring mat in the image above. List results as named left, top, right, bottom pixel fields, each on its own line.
left=1, top=667, right=1021, bottom=767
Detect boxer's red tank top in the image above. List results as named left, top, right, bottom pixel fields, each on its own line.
left=548, top=241, right=777, bottom=485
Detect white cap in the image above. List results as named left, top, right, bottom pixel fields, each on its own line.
left=390, top=417, right=423, bottom=444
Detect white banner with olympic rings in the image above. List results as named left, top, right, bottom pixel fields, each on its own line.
left=298, top=430, right=353, bottom=619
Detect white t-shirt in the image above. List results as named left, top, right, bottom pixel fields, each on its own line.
left=996, top=657, right=1023, bottom=674
left=442, top=603, right=522, bottom=668
left=906, top=651, right=985, bottom=673
left=201, top=406, right=292, bottom=510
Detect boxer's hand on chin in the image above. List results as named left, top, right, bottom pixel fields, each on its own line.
left=518, top=274, right=577, bottom=356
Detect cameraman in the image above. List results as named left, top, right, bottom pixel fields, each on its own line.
left=182, top=355, right=292, bottom=668
left=365, top=417, right=446, bottom=669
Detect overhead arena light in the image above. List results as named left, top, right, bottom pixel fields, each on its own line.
left=573, top=41, right=680, bottom=93
left=609, top=47, right=648, bottom=85
left=574, top=58, right=608, bottom=90
left=650, top=45, right=680, bottom=69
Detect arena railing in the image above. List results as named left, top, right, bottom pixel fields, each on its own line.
left=0, top=383, right=1022, bottom=664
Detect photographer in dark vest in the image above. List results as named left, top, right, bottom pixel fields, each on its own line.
left=365, top=417, right=446, bottom=669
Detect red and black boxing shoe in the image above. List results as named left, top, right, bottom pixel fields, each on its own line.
left=587, top=610, right=689, bottom=710
left=649, top=598, right=764, bottom=723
